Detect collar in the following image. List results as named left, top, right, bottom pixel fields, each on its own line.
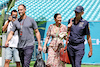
left=72, top=17, right=83, bottom=25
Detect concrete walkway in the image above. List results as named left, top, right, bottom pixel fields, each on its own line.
left=0, top=57, right=2, bottom=67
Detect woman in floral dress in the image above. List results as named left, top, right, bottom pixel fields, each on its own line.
left=43, top=13, right=67, bottom=67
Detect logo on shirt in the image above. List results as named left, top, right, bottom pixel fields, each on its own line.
left=79, top=22, right=84, bottom=27
left=77, top=6, right=80, bottom=9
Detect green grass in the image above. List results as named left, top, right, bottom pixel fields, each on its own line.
left=10, top=61, right=100, bottom=67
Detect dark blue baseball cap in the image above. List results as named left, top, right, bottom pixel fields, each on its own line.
left=74, top=6, right=84, bottom=13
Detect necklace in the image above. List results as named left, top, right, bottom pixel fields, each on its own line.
left=54, top=23, right=61, bottom=37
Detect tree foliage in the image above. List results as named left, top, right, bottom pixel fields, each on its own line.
left=0, top=0, right=16, bottom=35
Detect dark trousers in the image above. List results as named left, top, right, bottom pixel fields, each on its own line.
left=18, top=45, right=34, bottom=67
left=67, top=43, right=85, bottom=67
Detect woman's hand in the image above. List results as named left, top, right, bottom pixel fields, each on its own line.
left=43, top=45, right=46, bottom=53
left=59, top=32, right=67, bottom=40
left=63, top=35, right=67, bottom=40
left=60, top=48, right=64, bottom=51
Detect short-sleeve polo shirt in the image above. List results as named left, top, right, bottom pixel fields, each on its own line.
left=68, top=17, right=90, bottom=44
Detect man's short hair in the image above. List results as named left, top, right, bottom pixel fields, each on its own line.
left=18, top=4, right=26, bottom=9
left=11, top=10, right=17, bottom=15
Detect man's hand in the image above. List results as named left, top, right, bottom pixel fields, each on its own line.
left=5, top=41, right=9, bottom=47
left=68, top=18, right=74, bottom=28
left=87, top=35, right=92, bottom=58
left=88, top=50, right=92, bottom=58
left=8, top=16, right=12, bottom=21
left=35, top=29, right=42, bottom=51
left=38, top=45, right=42, bottom=51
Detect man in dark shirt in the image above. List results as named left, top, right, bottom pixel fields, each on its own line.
left=67, top=6, right=92, bottom=67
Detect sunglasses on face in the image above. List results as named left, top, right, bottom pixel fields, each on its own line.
left=75, top=11, right=80, bottom=13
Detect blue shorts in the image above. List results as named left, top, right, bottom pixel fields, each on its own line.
left=5, top=47, right=20, bottom=62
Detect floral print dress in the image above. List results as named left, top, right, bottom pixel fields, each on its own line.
left=46, top=24, right=67, bottom=67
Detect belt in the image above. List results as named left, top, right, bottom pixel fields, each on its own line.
left=9, top=47, right=16, bottom=49
left=69, top=41, right=84, bottom=46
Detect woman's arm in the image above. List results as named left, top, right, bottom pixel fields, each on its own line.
left=43, top=25, right=52, bottom=53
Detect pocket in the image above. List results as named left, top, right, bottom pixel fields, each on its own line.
left=24, top=45, right=34, bottom=50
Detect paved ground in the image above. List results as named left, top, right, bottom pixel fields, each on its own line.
left=0, top=57, right=2, bottom=67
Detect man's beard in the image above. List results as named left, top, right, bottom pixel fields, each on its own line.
left=19, top=13, right=24, bottom=17
left=19, top=13, right=25, bottom=19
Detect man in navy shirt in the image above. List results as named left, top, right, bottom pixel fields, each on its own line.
left=67, top=6, right=92, bottom=67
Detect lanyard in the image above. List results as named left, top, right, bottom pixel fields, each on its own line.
left=55, top=24, right=61, bottom=37
left=54, top=24, right=61, bottom=52
left=20, top=19, right=25, bottom=30
left=20, top=16, right=27, bottom=30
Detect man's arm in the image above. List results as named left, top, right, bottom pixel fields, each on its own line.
left=87, top=35, right=92, bottom=57
left=2, top=21, right=10, bottom=32
left=5, top=31, right=14, bottom=47
left=34, top=28, right=42, bottom=51
left=2, top=16, right=12, bottom=32
left=67, top=18, right=74, bottom=31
